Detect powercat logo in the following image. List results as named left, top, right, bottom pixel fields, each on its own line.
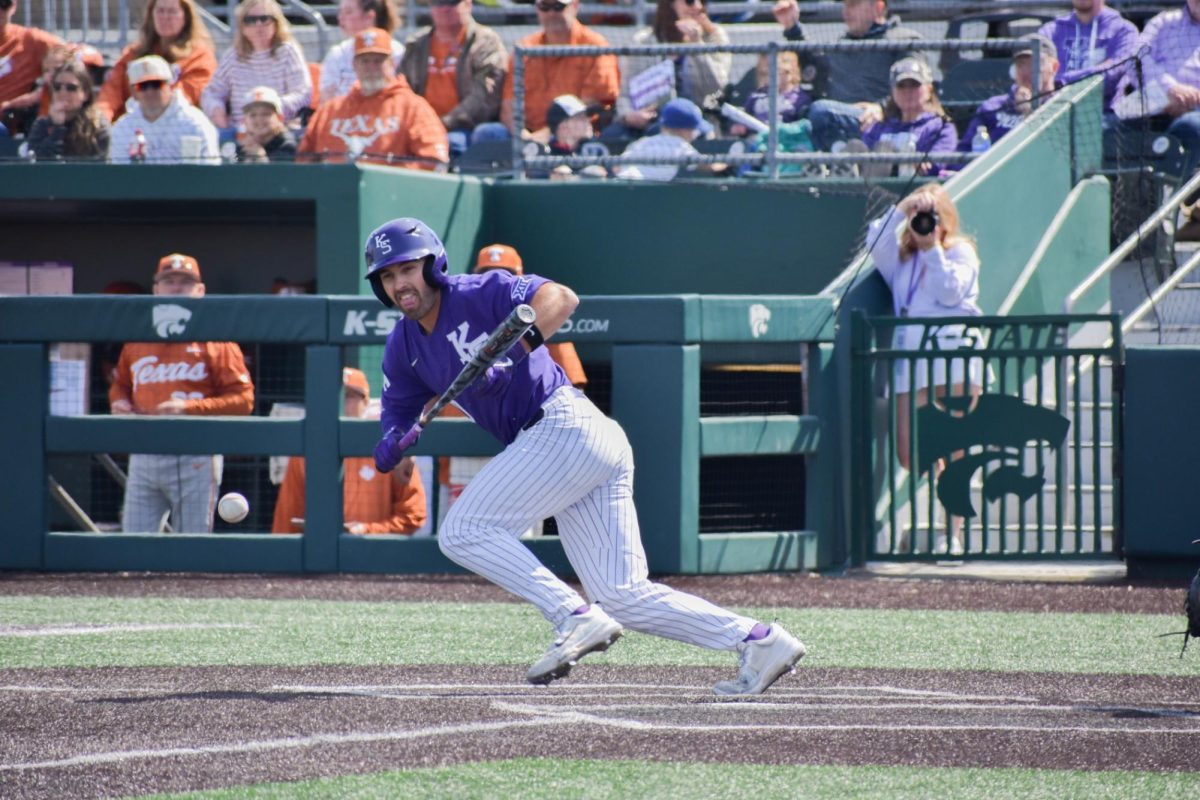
left=153, top=304, right=192, bottom=338
left=344, top=309, right=402, bottom=337
left=749, top=304, right=771, bottom=338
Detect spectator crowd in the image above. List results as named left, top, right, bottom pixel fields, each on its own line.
left=0, top=0, right=1197, bottom=190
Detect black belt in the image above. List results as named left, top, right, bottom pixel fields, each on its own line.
left=521, top=408, right=545, bottom=431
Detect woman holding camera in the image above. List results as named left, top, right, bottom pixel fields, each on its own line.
left=867, top=182, right=982, bottom=556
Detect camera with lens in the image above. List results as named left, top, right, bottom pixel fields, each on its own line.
left=910, top=210, right=939, bottom=236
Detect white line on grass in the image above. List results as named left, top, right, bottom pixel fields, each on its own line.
left=490, top=701, right=1200, bottom=736
left=266, top=683, right=1034, bottom=704
left=0, top=717, right=565, bottom=772
left=0, top=623, right=251, bottom=637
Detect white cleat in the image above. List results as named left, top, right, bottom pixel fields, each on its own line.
left=527, top=605, right=623, bottom=686
left=713, top=624, right=806, bottom=697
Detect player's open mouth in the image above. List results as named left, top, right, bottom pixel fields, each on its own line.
left=396, top=292, right=418, bottom=311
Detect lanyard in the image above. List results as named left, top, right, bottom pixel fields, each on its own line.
left=901, top=254, right=924, bottom=315
left=1072, top=18, right=1100, bottom=69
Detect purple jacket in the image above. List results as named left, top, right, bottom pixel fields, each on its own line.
left=744, top=86, right=812, bottom=124
left=863, top=112, right=959, bottom=156
left=958, top=89, right=1028, bottom=151
left=379, top=270, right=570, bottom=445
left=1039, top=7, right=1138, bottom=106
left=1115, top=8, right=1200, bottom=100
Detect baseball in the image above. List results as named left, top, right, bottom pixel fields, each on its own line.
left=217, top=492, right=250, bottom=524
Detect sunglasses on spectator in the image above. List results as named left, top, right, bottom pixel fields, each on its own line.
left=243, top=14, right=276, bottom=25
left=135, top=80, right=167, bottom=91
left=536, top=0, right=569, bottom=11
left=52, top=81, right=83, bottom=93
left=431, top=0, right=462, bottom=6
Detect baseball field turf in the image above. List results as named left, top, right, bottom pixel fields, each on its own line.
left=0, top=572, right=1196, bottom=798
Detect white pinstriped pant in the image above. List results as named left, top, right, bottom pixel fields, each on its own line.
left=122, top=454, right=223, bottom=533
left=439, top=387, right=755, bottom=651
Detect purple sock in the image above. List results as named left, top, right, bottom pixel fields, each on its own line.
left=744, top=623, right=771, bottom=642
left=571, top=604, right=591, bottom=616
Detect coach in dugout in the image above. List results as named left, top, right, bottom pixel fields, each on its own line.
left=271, top=367, right=427, bottom=535
left=109, top=254, right=255, bottom=533
left=298, top=27, right=448, bottom=168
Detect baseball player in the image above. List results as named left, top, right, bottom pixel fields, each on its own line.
left=109, top=253, right=254, bottom=532
left=272, top=367, right=427, bottom=534
left=365, top=218, right=805, bottom=695
left=438, top=242, right=588, bottom=529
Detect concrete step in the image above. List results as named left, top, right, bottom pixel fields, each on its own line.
left=877, top=527, right=1115, bottom=557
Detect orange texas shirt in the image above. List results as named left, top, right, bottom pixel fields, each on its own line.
left=298, top=75, right=448, bottom=168
left=0, top=24, right=63, bottom=106
left=502, top=21, right=619, bottom=132
left=109, top=341, right=254, bottom=416
left=423, top=30, right=464, bottom=120
left=271, top=455, right=427, bottom=534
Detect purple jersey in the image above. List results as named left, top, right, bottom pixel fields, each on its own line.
left=863, top=112, right=959, bottom=155
left=959, top=90, right=1026, bottom=151
left=744, top=86, right=812, bottom=125
left=379, top=270, right=570, bottom=445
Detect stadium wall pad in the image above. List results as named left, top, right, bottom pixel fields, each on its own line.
left=0, top=78, right=1120, bottom=575
left=1122, top=346, right=1200, bottom=576
left=0, top=295, right=829, bottom=575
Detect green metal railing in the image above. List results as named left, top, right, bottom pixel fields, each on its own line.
left=0, top=293, right=833, bottom=575
left=850, top=312, right=1123, bottom=563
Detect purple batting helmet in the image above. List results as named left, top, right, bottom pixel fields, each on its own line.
left=363, top=217, right=450, bottom=307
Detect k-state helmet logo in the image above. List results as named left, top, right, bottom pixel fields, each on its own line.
left=749, top=303, right=771, bottom=339
left=373, top=233, right=392, bottom=255
left=153, top=304, right=192, bottom=338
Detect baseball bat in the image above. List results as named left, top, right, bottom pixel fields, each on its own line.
left=384, top=305, right=537, bottom=461
left=420, top=303, right=536, bottom=425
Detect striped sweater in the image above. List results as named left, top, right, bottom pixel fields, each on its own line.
left=201, top=42, right=312, bottom=125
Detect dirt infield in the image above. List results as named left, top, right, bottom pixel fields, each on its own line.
left=1, top=572, right=1196, bottom=799
left=2, top=663, right=1198, bottom=799
left=0, top=570, right=1185, bottom=614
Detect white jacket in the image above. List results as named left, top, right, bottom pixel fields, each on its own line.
left=867, top=205, right=981, bottom=319
left=109, top=91, right=221, bottom=164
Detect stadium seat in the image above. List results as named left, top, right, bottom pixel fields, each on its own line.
left=940, top=10, right=1055, bottom=73
left=0, top=136, right=24, bottom=162
left=453, top=139, right=549, bottom=176
left=719, top=66, right=760, bottom=119
left=578, top=138, right=629, bottom=157
left=1102, top=129, right=1187, bottom=181
left=693, top=137, right=749, bottom=157
left=939, top=58, right=1014, bottom=130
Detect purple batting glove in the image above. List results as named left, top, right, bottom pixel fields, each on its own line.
left=476, top=362, right=513, bottom=397
left=374, top=424, right=422, bottom=473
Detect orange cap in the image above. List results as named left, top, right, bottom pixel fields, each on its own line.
left=342, top=367, right=370, bottom=398
left=155, top=253, right=201, bottom=282
left=474, top=243, right=524, bottom=275
left=354, top=28, right=393, bottom=57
